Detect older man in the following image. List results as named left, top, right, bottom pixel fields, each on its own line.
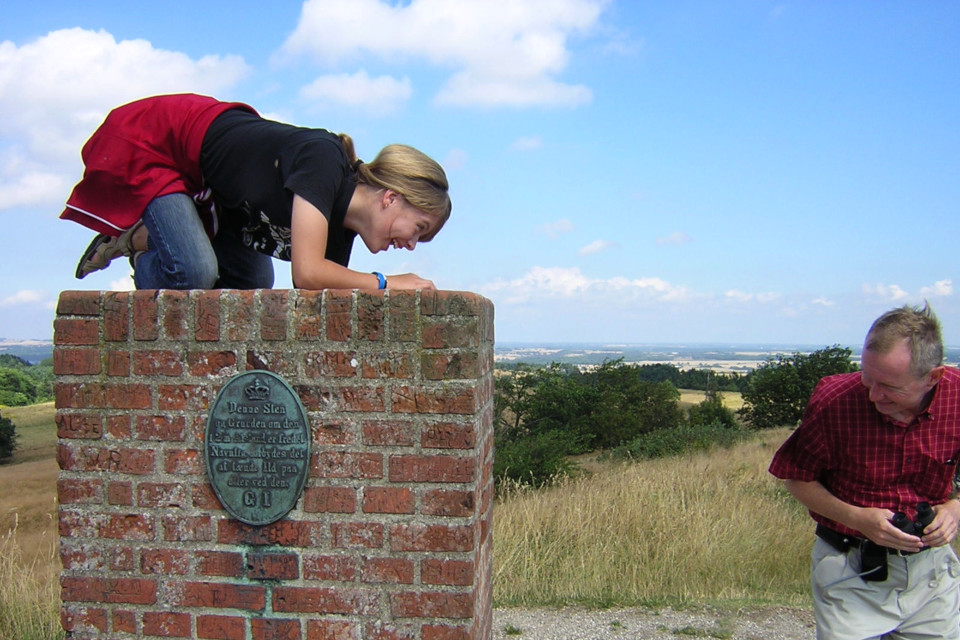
left=770, top=303, right=960, bottom=640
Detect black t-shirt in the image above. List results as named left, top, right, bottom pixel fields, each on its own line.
left=199, top=108, right=357, bottom=266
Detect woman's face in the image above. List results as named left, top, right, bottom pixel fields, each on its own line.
left=364, top=191, right=437, bottom=254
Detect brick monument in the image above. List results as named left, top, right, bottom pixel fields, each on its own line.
left=54, top=289, right=494, bottom=640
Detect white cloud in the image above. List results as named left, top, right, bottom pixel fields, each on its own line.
left=862, top=282, right=910, bottom=301
left=0, top=28, right=250, bottom=210
left=724, top=289, right=781, bottom=304
left=510, top=136, right=543, bottom=151
left=811, top=297, right=835, bottom=307
left=110, top=274, right=135, bottom=292
left=0, top=290, right=45, bottom=307
left=299, top=70, right=412, bottom=115
left=481, top=266, right=691, bottom=305
left=578, top=239, right=616, bottom=256
left=536, top=218, right=575, bottom=238
left=278, top=0, right=606, bottom=108
left=656, top=231, right=692, bottom=246
left=919, top=279, right=953, bottom=298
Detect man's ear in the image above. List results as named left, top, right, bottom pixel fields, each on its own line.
left=927, top=366, right=945, bottom=387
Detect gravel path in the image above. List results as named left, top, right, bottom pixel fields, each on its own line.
left=492, top=605, right=816, bottom=639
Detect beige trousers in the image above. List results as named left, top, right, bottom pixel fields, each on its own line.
left=811, top=537, right=960, bottom=640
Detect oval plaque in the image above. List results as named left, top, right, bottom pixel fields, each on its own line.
left=205, top=370, right=310, bottom=526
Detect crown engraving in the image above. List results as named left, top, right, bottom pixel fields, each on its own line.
left=244, top=377, right=271, bottom=401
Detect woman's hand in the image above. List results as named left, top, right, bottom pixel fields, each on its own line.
left=387, top=273, right=436, bottom=290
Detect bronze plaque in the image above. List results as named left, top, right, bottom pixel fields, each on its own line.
left=205, top=370, right=310, bottom=525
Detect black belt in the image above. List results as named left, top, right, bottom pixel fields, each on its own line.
left=815, top=524, right=927, bottom=556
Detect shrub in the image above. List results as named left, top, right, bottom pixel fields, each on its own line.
left=494, top=430, right=581, bottom=488
left=0, top=414, right=16, bottom=460
left=607, top=421, right=752, bottom=461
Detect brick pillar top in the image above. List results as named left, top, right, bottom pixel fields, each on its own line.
left=55, top=289, right=495, bottom=640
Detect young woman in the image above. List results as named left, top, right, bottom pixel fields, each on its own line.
left=63, top=93, right=451, bottom=291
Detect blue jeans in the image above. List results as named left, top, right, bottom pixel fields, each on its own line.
left=134, top=193, right=274, bottom=290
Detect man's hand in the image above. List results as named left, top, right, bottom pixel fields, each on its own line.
left=851, top=507, right=925, bottom=553
left=921, top=499, right=960, bottom=548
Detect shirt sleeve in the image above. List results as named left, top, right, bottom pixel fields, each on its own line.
left=768, top=380, right=833, bottom=481
left=281, top=138, right=348, bottom=221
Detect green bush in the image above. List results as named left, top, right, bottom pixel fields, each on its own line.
left=494, top=430, right=581, bottom=488
left=0, top=414, right=16, bottom=460
left=607, top=421, right=752, bottom=461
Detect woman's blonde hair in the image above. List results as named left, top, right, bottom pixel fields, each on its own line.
left=339, top=134, right=451, bottom=241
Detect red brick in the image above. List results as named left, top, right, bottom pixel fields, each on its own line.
left=132, top=290, right=160, bottom=341
left=360, top=557, right=414, bottom=584
left=422, top=489, right=476, bottom=518
left=56, top=413, right=102, bottom=439
left=324, top=290, right=353, bottom=341
left=303, top=554, right=357, bottom=582
left=99, top=514, right=154, bottom=540
left=143, top=611, right=191, bottom=637
left=364, top=620, right=418, bottom=640
left=391, top=591, right=473, bottom=619
left=419, top=291, right=485, bottom=317
left=162, top=515, right=213, bottom=541
left=314, top=419, right=356, bottom=446
left=58, top=478, right=103, bottom=504
left=362, top=420, right=417, bottom=447
left=59, top=543, right=134, bottom=571
left=162, top=290, right=189, bottom=339
left=133, top=350, right=183, bottom=376
left=103, top=291, right=130, bottom=342
left=60, top=605, right=108, bottom=633
left=272, top=586, right=379, bottom=615
left=188, top=350, right=237, bottom=376
left=178, top=582, right=265, bottom=611
left=218, top=520, right=324, bottom=547
left=141, top=549, right=190, bottom=575
left=252, top=617, right=301, bottom=640
left=54, top=348, right=102, bottom=375
left=421, top=352, right=479, bottom=380
left=363, top=487, right=415, bottom=514
left=421, top=559, right=475, bottom=586
left=135, top=415, right=186, bottom=441
left=58, top=443, right=155, bottom=474
left=137, top=483, right=189, bottom=508
left=57, top=290, right=101, bottom=316
left=331, top=522, right=384, bottom=549
left=261, top=290, right=289, bottom=341
left=356, top=292, right=385, bottom=341
left=106, top=350, right=131, bottom=376
left=61, top=577, right=157, bottom=604
left=113, top=609, right=137, bottom=633
left=108, top=481, right=133, bottom=506
left=223, top=290, right=256, bottom=341
left=195, top=290, right=220, bottom=341
left=391, top=385, right=476, bottom=415
left=245, top=348, right=298, bottom=376
left=197, top=551, right=244, bottom=578
left=293, top=290, right=323, bottom=340
left=198, top=615, right=246, bottom=640
left=106, top=414, right=132, bottom=438
left=303, top=486, right=356, bottom=513
left=422, top=624, right=472, bottom=640
left=315, top=451, right=383, bottom=479
left=306, top=619, right=360, bottom=640
left=389, top=455, right=475, bottom=483
left=165, top=449, right=203, bottom=475
left=248, top=552, right=299, bottom=580
left=390, top=524, right=473, bottom=552
left=336, top=385, right=386, bottom=412
left=422, top=422, right=476, bottom=449
left=360, top=352, right=415, bottom=380
left=54, top=317, right=99, bottom=345
left=308, top=350, right=357, bottom=377
left=387, top=291, right=418, bottom=343
left=158, top=384, right=208, bottom=411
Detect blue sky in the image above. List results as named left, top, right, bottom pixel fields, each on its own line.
left=0, top=1, right=957, bottom=347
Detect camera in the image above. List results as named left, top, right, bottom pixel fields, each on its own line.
left=891, top=502, right=935, bottom=537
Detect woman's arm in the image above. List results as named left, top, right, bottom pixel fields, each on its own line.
left=290, top=194, right=435, bottom=290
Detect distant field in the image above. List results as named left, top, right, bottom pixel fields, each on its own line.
left=0, top=403, right=58, bottom=568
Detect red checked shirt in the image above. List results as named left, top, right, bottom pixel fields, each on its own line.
left=769, top=368, right=960, bottom=538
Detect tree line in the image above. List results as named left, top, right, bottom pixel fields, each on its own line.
left=494, top=346, right=856, bottom=487
left=0, top=354, right=54, bottom=407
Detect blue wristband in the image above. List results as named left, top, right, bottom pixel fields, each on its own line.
left=372, top=272, right=387, bottom=290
